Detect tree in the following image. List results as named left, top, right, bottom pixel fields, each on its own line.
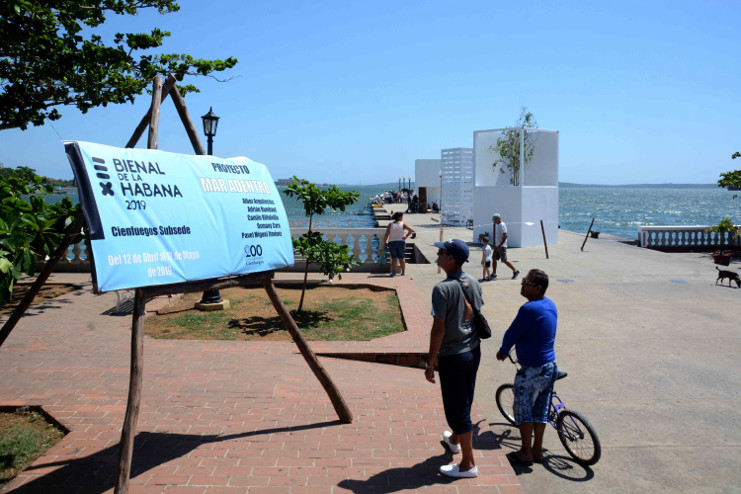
left=706, top=217, right=737, bottom=256
left=1, top=1, right=238, bottom=130
left=13, top=166, right=37, bottom=183
left=717, top=152, right=741, bottom=199
left=283, top=177, right=360, bottom=313
left=0, top=167, right=80, bottom=303
left=489, top=107, right=538, bottom=186
left=709, top=152, right=741, bottom=255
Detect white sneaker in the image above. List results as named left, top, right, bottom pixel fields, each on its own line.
left=441, top=430, right=461, bottom=454
left=439, top=463, right=478, bottom=478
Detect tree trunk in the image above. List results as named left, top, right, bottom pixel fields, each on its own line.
left=297, top=214, right=314, bottom=312
left=298, top=259, right=309, bottom=312
left=0, top=215, right=83, bottom=348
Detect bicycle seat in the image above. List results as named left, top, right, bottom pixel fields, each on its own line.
left=556, top=370, right=568, bottom=380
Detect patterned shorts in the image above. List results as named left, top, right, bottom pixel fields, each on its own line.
left=513, top=361, right=557, bottom=424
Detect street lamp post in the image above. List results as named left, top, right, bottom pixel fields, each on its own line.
left=202, top=107, right=219, bottom=155
left=406, top=176, right=413, bottom=212
left=197, top=107, right=226, bottom=309
left=439, top=171, right=443, bottom=210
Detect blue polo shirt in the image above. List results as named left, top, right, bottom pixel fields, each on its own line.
left=499, top=297, right=557, bottom=367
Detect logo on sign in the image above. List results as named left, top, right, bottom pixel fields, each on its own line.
left=244, top=244, right=264, bottom=267
left=93, top=157, right=114, bottom=196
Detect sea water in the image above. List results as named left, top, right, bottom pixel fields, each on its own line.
left=40, top=184, right=740, bottom=240
left=559, top=186, right=740, bottom=239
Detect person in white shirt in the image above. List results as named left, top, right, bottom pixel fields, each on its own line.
left=492, top=214, right=520, bottom=280
left=480, top=236, right=493, bottom=281
left=383, top=212, right=415, bottom=276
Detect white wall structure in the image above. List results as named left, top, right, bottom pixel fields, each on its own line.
left=441, top=148, right=474, bottom=226
left=414, top=159, right=442, bottom=207
left=472, top=128, right=558, bottom=247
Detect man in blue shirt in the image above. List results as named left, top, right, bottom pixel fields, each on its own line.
left=496, top=269, right=557, bottom=465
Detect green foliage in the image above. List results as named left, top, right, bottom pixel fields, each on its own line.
left=0, top=0, right=238, bottom=130
left=706, top=217, right=739, bottom=255
left=717, top=152, right=741, bottom=199
left=282, top=176, right=360, bottom=311
left=283, top=177, right=360, bottom=223
left=489, top=107, right=538, bottom=186
left=0, top=167, right=80, bottom=303
left=292, top=231, right=359, bottom=282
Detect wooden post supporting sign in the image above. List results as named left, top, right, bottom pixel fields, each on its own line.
left=112, top=76, right=353, bottom=494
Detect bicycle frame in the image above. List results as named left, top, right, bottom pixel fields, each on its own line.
left=549, top=390, right=572, bottom=437
left=498, top=352, right=602, bottom=465
left=548, top=391, right=566, bottom=427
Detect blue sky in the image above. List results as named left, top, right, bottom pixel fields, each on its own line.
left=1, top=0, right=739, bottom=185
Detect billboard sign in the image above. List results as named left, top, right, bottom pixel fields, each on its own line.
left=65, top=141, right=294, bottom=293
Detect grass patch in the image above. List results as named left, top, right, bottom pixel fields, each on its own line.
left=145, top=285, right=404, bottom=341
left=0, top=410, right=66, bottom=487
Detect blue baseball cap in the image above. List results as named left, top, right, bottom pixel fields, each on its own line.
left=434, top=239, right=469, bottom=264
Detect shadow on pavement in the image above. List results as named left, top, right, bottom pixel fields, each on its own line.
left=337, top=452, right=456, bottom=493
left=11, top=421, right=341, bottom=493
left=488, top=421, right=596, bottom=481
left=542, top=455, right=595, bottom=481
left=337, top=422, right=501, bottom=493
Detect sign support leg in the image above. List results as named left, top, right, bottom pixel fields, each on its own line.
left=261, top=278, right=353, bottom=423
left=114, top=289, right=145, bottom=494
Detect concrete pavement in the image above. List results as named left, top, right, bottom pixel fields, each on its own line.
left=391, top=204, right=741, bottom=493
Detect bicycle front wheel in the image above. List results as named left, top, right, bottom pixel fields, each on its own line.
left=495, top=384, right=517, bottom=426
left=556, top=409, right=602, bottom=466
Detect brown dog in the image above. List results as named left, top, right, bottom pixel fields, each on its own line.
left=716, top=267, right=741, bottom=288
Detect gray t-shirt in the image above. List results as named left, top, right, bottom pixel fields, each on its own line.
left=431, top=271, right=483, bottom=356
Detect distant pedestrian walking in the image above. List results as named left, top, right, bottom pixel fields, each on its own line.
left=492, top=214, right=519, bottom=280
left=480, top=236, right=492, bottom=281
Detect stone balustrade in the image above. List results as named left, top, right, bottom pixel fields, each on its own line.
left=44, top=228, right=393, bottom=273
left=288, top=228, right=389, bottom=272
left=637, top=225, right=740, bottom=252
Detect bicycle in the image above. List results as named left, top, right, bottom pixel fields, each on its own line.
left=495, top=355, right=602, bottom=466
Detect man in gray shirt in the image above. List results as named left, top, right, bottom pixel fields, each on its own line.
left=425, top=239, right=483, bottom=479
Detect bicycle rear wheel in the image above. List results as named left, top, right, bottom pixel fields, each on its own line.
left=495, top=384, right=516, bottom=426
left=556, top=409, right=601, bottom=465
